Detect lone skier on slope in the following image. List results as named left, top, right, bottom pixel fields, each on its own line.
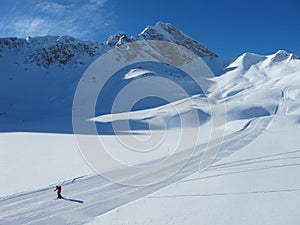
left=54, top=185, right=63, bottom=199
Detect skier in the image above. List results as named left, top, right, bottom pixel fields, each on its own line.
left=54, top=185, right=63, bottom=199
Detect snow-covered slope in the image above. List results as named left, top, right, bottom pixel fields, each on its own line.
left=1, top=22, right=300, bottom=225
left=92, top=116, right=300, bottom=225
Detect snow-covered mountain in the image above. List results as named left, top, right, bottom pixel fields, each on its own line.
left=0, top=22, right=300, bottom=225
left=0, top=22, right=218, bottom=126
left=0, top=22, right=216, bottom=70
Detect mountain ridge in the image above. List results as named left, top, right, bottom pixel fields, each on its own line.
left=0, top=22, right=218, bottom=69
left=0, top=22, right=298, bottom=72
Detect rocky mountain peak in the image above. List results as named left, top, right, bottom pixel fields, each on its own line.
left=138, top=22, right=217, bottom=57
left=105, top=33, right=135, bottom=47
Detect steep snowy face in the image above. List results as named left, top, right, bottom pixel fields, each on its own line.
left=138, top=22, right=217, bottom=57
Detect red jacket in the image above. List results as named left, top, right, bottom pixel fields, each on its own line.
left=55, top=186, right=62, bottom=192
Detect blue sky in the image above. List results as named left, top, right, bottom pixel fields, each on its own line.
left=0, top=0, right=299, bottom=57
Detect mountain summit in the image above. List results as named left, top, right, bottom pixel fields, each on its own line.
left=138, top=22, right=217, bottom=57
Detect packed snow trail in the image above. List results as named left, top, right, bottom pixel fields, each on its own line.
left=89, top=115, right=300, bottom=225
left=0, top=117, right=271, bottom=225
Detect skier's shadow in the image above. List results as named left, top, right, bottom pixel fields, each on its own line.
left=62, top=198, right=84, bottom=204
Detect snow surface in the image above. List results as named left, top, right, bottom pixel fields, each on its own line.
left=1, top=22, right=300, bottom=225
left=89, top=117, right=300, bottom=225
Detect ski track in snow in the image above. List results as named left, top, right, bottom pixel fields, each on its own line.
left=0, top=116, right=272, bottom=225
